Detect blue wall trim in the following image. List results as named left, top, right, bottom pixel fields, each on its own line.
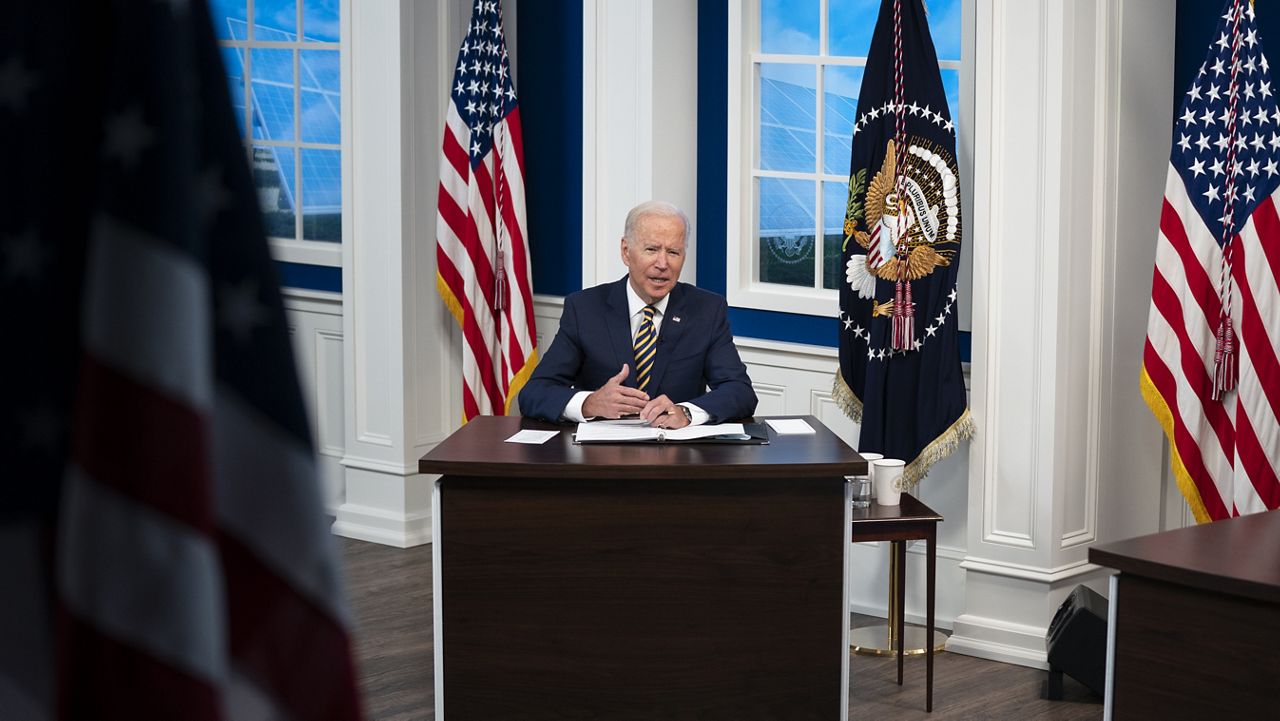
left=696, top=0, right=730, bottom=297
left=276, top=261, right=341, bottom=293
left=518, top=0, right=583, bottom=296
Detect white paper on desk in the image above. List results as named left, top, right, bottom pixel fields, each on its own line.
left=504, top=429, right=560, bottom=444
left=765, top=418, right=816, bottom=434
left=574, top=422, right=745, bottom=443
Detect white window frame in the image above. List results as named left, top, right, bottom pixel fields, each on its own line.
left=217, top=0, right=345, bottom=268
left=727, top=0, right=972, bottom=325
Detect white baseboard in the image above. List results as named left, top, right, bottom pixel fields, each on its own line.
left=848, top=602, right=956, bottom=632
left=332, top=503, right=432, bottom=548
left=947, top=613, right=1049, bottom=669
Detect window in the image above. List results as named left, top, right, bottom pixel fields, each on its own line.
left=728, top=0, right=966, bottom=317
left=209, top=0, right=343, bottom=265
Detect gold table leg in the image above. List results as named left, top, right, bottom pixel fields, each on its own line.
left=850, top=542, right=947, bottom=656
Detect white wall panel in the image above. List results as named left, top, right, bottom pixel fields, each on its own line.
left=283, top=290, right=345, bottom=512
left=955, top=0, right=1174, bottom=668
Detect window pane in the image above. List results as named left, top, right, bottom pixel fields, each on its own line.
left=303, top=0, right=341, bottom=42
left=300, top=50, right=341, bottom=143
left=759, top=64, right=817, bottom=173
left=301, top=148, right=342, bottom=242
left=941, top=68, right=959, bottom=134
left=828, top=0, right=879, bottom=57
left=761, top=0, right=819, bottom=55
left=221, top=47, right=247, bottom=137
left=830, top=0, right=961, bottom=59
left=208, top=0, right=246, bottom=41
left=929, top=0, right=963, bottom=61
left=253, top=145, right=298, bottom=239
left=300, top=48, right=340, bottom=90
left=822, top=181, right=849, bottom=289
left=758, top=177, right=816, bottom=287
left=250, top=49, right=295, bottom=141
left=255, top=0, right=297, bottom=37
left=823, top=65, right=862, bottom=175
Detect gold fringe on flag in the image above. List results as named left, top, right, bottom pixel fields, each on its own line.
left=833, top=371, right=864, bottom=424
left=1139, top=366, right=1213, bottom=524
left=436, top=271, right=466, bottom=327
left=900, top=409, right=974, bottom=491
left=832, top=371, right=976, bottom=491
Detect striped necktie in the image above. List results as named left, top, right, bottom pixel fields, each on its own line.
left=633, top=305, right=657, bottom=392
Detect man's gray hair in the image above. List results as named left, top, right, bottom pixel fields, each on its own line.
left=623, top=200, right=691, bottom=247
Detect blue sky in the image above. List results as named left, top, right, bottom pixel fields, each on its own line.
left=209, top=0, right=339, bottom=42
left=764, top=0, right=962, bottom=63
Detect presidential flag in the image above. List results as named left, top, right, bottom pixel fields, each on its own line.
left=0, top=1, right=361, bottom=718
left=436, top=0, right=537, bottom=422
left=835, top=0, right=974, bottom=491
left=1142, top=0, right=1280, bottom=523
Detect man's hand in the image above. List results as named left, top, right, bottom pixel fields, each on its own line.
left=640, top=395, right=690, bottom=429
left=582, top=364, right=650, bottom=419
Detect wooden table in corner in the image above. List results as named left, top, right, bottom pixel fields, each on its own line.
left=849, top=493, right=943, bottom=713
left=420, top=415, right=868, bottom=721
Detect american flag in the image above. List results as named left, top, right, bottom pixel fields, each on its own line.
left=436, top=0, right=537, bottom=422
left=0, top=1, right=361, bottom=718
left=1143, top=0, right=1280, bottom=522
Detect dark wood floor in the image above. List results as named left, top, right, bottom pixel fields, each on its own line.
left=341, top=537, right=1102, bottom=720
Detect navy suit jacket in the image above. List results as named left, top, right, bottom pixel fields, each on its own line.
left=518, top=277, right=757, bottom=423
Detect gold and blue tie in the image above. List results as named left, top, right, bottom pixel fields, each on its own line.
left=633, top=305, right=657, bottom=392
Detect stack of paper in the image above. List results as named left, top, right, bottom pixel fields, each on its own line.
left=574, top=422, right=746, bottom=443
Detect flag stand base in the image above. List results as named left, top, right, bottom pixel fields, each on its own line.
left=851, top=541, right=948, bottom=656
left=850, top=623, right=948, bottom=656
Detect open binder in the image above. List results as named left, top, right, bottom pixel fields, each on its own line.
left=573, top=421, right=770, bottom=445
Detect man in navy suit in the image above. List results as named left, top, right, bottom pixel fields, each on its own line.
left=519, top=201, right=757, bottom=428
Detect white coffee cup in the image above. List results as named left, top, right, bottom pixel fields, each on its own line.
left=872, top=458, right=905, bottom=506
left=857, top=452, right=883, bottom=499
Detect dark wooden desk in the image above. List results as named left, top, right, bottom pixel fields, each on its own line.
left=850, top=493, right=943, bottom=712
left=421, top=415, right=866, bottom=720
left=1089, top=509, right=1280, bottom=719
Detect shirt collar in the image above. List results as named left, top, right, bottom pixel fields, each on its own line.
left=625, top=280, right=671, bottom=319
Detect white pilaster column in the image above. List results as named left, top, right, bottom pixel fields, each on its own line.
left=951, top=0, right=1173, bottom=666
left=582, top=0, right=699, bottom=287
left=334, top=0, right=467, bottom=547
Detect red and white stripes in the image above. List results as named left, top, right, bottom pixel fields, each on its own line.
left=57, top=214, right=361, bottom=720
left=1142, top=169, right=1280, bottom=522
left=436, top=96, right=538, bottom=421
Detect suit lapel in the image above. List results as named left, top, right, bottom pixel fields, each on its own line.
left=648, top=284, right=688, bottom=394
left=605, top=278, right=637, bottom=385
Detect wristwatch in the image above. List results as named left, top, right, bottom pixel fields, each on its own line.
left=677, top=405, right=692, bottom=424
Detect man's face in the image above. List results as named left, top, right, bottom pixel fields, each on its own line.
left=621, top=214, right=686, bottom=304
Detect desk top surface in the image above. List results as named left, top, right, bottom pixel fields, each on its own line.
left=419, top=415, right=866, bottom=480
left=1089, top=509, right=1280, bottom=604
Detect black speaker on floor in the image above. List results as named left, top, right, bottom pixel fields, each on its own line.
left=1045, top=584, right=1108, bottom=699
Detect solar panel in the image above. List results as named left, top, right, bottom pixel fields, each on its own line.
left=761, top=78, right=815, bottom=127
left=301, top=148, right=341, bottom=213
left=221, top=47, right=246, bottom=136
left=252, top=75, right=295, bottom=141
left=822, top=181, right=847, bottom=234
left=759, top=177, right=815, bottom=235
left=759, top=76, right=823, bottom=235
left=223, top=18, right=340, bottom=217
left=757, top=75, right=958, bottom=246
